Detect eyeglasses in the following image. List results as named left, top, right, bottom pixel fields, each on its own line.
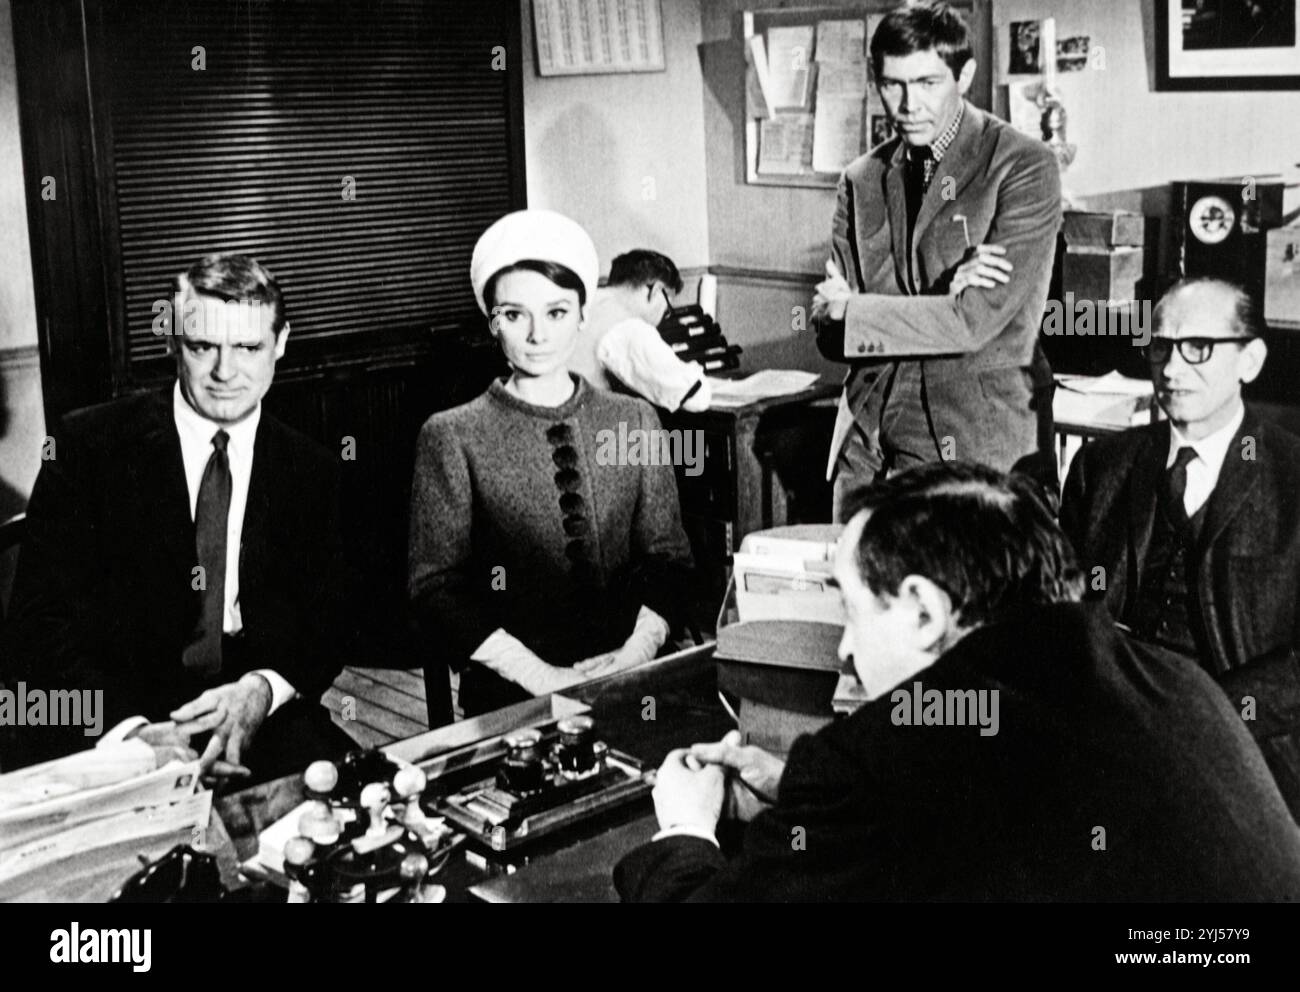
left=659, top=286, right=676, bottom=322
left=1142, top=336, right=1254, bottom=366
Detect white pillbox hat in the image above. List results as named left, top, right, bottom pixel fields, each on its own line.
left=469, top=209, right=600, bottom=315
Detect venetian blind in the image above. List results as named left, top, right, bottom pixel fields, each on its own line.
left=97, top=0, right=519, bottom=373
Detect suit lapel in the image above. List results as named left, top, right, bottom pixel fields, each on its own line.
left=911, top=104, right=984, bottom=271
left=1125, top=424, right=1168, bottom=597
left=884, top=139, right=911, bottom=292
left=133, top=391, right=195, bottom=574
left=239, top=413, right=276, bottom=629
left=1196, top=413, right=1260, bottom=559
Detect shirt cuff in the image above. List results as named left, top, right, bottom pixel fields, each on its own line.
left=97, top=716, right=150, bottom=748
left=653, top=825, right=720, bottom=847
left=250, top=669, right=297, bottom=716
left=471, top=627, right=519, bottom=663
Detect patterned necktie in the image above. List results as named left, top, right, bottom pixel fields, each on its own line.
left=918, top=147, right=938, bottom=193
left=1165, top=445, right=1197, bottom=527
left=183, top=429, right=231, bottom=677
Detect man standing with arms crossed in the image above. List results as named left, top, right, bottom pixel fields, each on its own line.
left=813, top=2, right=1060, bottom=518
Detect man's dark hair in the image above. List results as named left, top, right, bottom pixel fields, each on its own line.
left=484, top=259, right=588, bottom=310
left=607, top=250, right=683, bottom=295
left=869, top=1, right=974, bottom=82
left=844, top=461, right=1084, bottom=628
left=1153, top=277, right=1264, bottom=340
left=175, top=252, right=287, bottom=335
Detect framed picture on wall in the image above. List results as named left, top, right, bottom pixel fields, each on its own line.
left=1156, top=0, right=1300, bottom=90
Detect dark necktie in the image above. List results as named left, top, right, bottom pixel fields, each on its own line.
left=1165, top=445, right=1197, bottom=527
left=183, top=429, right=231, bottom=677
left=905, top=148, right=934, bottom=231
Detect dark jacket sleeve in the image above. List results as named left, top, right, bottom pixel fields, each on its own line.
left=615, top=726, right=878, bottom=902
left=614, top=836, right=727, bottom=902
left=407, top=418, right=501, bottom=666
left=628, top=400, right=696, bottom=628
left=2, top=415, right=121, bottom=756
left=1057, top=439, right=1091, bottom=555
left=5, top=417, right=104, bottom=688
left=281, top=448, right=350, bottom=703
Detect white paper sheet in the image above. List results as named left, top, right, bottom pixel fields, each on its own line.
left=767, top=25, right=816, bottom=110
left=813, top=95, right=864, bottom=173
left=707, top=369, right=821, bottom=406
left=758, top=114, right=815, bottom=175
left=815, top=19, right=866, bottom=63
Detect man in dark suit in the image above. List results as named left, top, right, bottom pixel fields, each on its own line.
left=1060, top=277, right=1300, bottom=820
left=615, top=462, right=1300, bottom=901
left=3, top=253, right=354, bottom=782
left=813, top=2, right=1061, bottom=519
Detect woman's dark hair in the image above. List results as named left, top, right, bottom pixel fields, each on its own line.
left=483, top=259, right=587, bottom=310
left=843, top=461, right=1084, bottom=628
left=869, top=1, right=974, bottom=83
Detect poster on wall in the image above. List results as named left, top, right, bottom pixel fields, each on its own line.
left=1156, top=0, right=1300, bottom=89
left=533, top=0, right=666, bottom=76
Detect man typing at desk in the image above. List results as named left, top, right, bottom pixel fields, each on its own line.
left=615, top=462, right=1300, bottom=901
left=567, top=249, right=712, bottom=413
left=3, top=253, right=355, bottom=783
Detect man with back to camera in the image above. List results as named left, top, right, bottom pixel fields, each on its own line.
left=614, top=461, right=1300, bottom=901
left=1060, top=277, right=1300, bottom=821
left=812, top=1, right=1061, bottom=519
left=3, top=253, right=356, bottom=782
left=568, top=248, right=713, bottom=413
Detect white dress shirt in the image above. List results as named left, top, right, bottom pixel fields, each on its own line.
left=171, top=383, right=295, bottom=713
left=570, top=289, right=711, bottom=412
left=1166, top=402, right=1245, bottom=518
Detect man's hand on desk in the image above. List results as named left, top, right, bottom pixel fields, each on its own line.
left=169, top=673, right=272, bottom=781
left=653, top=748, right=725, bottom=837
left=690, top=730, right=785, bottom=823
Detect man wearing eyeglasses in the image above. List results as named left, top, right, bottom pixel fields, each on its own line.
left=1060, top=277, right=1300, bottom=821
left=568, top=249, right=712, bottom=413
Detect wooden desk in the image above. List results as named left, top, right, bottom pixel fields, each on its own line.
left=661, top=382, right=840, bottom=623
left=213, top=645, right=733, bottom=903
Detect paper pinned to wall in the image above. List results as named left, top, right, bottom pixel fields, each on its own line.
left=746, top=35, right=777, bottom=118
left=815, top=18, right=866, bottom=63
left=816, top=60, right=868, bottom=96
left=758, top=114, right=815, bottom=175
left=812, top=96, right=864, bottom=173
left=533, top=0, right=666, bottom=76
left=766, top=25, right=816, bottom=110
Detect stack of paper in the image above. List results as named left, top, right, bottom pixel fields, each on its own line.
left=0, top=743, right=209, bottom=888
left=733, top=529, right=844, bottom=627
left=706, top=369, right=821, bottom=407
left=1054, top=371, right=1154, bottom=429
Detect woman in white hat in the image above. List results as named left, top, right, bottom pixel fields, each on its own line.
left=408, top=210, right=696, bottom=717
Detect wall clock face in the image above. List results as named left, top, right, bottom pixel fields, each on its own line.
left=1189, top=195, right=1236, bottom=245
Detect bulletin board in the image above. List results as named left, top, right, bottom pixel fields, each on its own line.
left=744, top=2, right=992, bottom=189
